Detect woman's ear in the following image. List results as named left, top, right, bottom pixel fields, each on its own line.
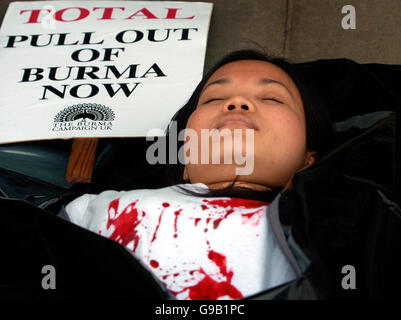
left=285, top=151, right=317, bottom=191
left=303, top=150, right=317, bottom=169
left=183, top=166, right=189, bottom=181
left=297, top=150, right=317, bottom=172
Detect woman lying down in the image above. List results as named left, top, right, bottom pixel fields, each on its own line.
left=64, top=50, right=334, bottom=300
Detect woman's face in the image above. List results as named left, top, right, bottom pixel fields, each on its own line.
left=183, top=59, right=316, bottom=191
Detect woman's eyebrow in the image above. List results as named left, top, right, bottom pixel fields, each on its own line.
left=203, top=78, right=230, bottom=91
left=258, top=78, right=293, bottom=97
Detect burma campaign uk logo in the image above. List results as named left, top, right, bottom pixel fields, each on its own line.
left=52, top=103, right=115, bottom=131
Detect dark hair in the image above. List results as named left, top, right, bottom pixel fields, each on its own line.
left=161, top=50, right=335, bottom=200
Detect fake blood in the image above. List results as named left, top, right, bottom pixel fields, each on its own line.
left=106, top=198, right=144, bottom=252
left=151, top=202, right=170, bottom=243
left=241, top=210, right=264, bottom=226
left=169, top=250, right=243, bottom=300
left=150, top=260, right=159, bottom=268
left=212, top=208, right=234, bottom=229
left=202, top=198, right=267, bottom=209
left=173, top=209, right=183, bottom=238
left=202, top=198, right=268, bottom=229
left=186, top=269, right=242, bottom=300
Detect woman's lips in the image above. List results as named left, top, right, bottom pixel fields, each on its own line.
left=216, top=115, right=256, bottom=130
left=220, top=120, right=252, bottom=128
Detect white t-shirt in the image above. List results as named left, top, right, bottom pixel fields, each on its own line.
left=65, top=183, right=296, bottom=300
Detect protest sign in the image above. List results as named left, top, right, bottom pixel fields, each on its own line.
left=0, top=1, right=213, bottom=144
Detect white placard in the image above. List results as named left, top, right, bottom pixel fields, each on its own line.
left=0, top=1, right=213, bottom=143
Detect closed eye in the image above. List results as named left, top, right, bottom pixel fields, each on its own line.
left=204, top=98, right=223, bottom=104
left=262, top=98, right=283, bottom=104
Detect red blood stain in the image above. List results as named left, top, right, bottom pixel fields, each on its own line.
left=213, top=208, right=234, bottom=229
left=194, top=218, right=201, bottom=226
left=201, top=198, right=268, bottom=230
left=202, top=198, right=267, bottom=209
left=151, top=203, right=170, bottom=243
left=168, top=250, right=243, bottom=300
left=201, top=204, right=208, bottom=210
left=106, top=198, right=144, bottom=252
left=150, top=260, right=159, bottom=268
left=190, top=270, right=242, bottom=300
left=208, top=250, right=229, bottom=276
left=241, top=209, right=264, bottom=226
left=173, top=209, right=183, bottom=238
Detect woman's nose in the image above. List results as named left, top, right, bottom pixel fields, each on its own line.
left=223, top=97, right=255, bottom=112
